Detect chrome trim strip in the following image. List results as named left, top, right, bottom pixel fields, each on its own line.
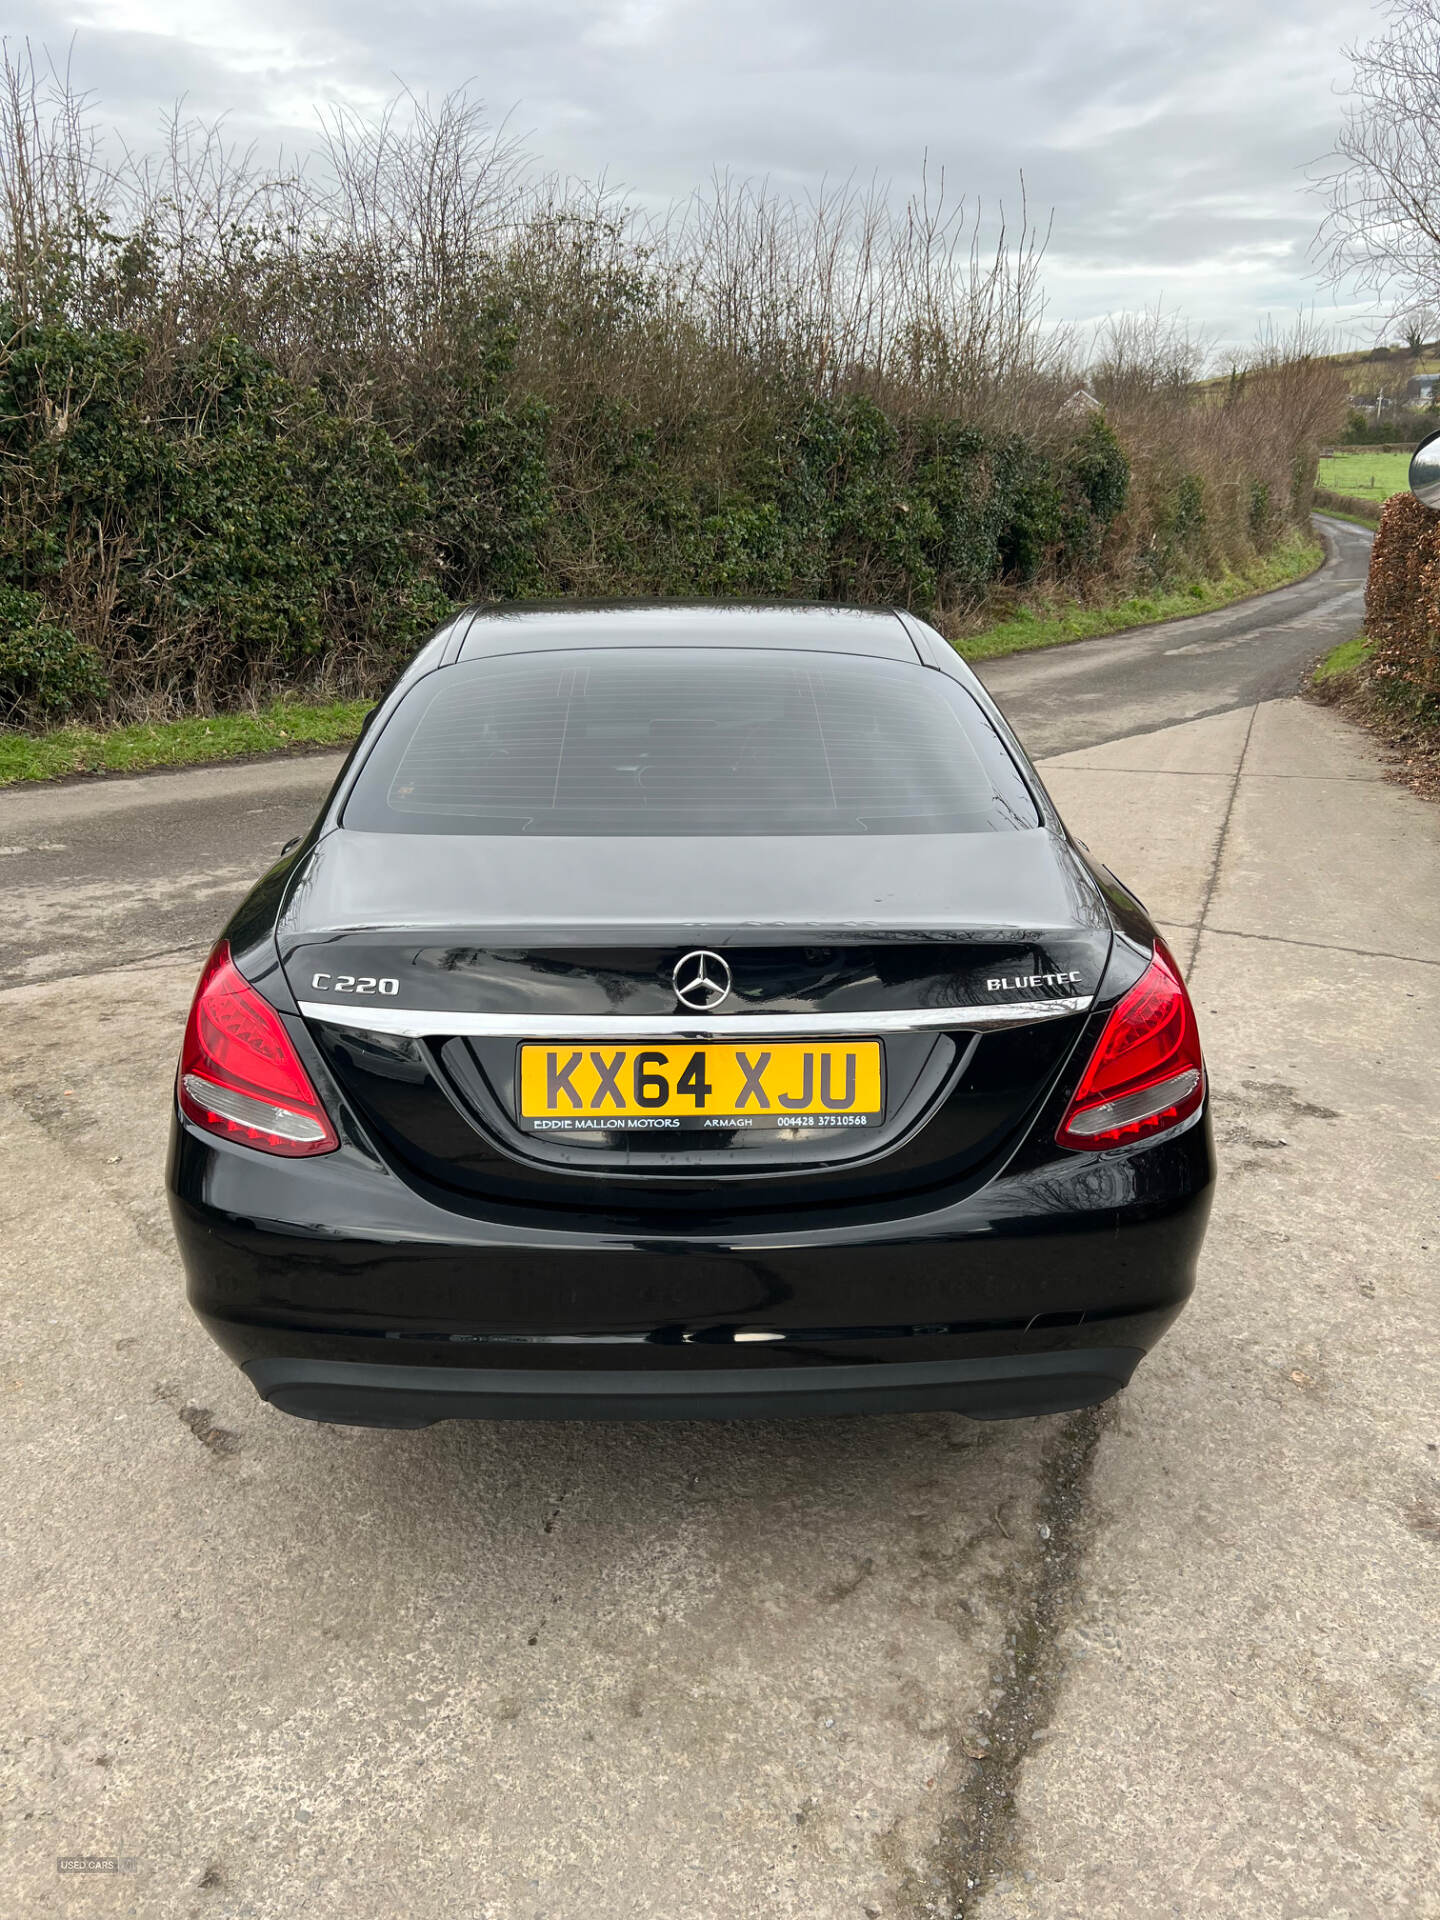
left=296, top=995, right=1091, bottom=1039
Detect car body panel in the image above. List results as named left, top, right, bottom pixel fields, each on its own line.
left=276, top=827, right=1107, bottom=947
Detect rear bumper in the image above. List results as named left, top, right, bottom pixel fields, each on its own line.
left=246, top=1347, right=1145, bottom=1425
left=169, top=1099, right=1214, bottom=1424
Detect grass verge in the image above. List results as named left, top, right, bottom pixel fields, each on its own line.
left=1313, top=636, right=1373, bottom=682
left=1313, top=503, right=1381, bottom=532
left=0, top=697, right=371, bottom=787
left=1308, top=637, right=1439, bottom=803
left=956, top=531, right=1323, bottom=663
left=1314, top=485, right=1382, bottom=528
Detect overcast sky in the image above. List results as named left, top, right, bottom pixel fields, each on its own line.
left=7, top=0, right=1388, bottom=353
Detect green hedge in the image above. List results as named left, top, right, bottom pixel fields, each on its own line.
left=0, top=310, right=1158, bottom=725
left=0, top=585, right=109, bottom=723
left=1314, top=486, right=1382, bottom=526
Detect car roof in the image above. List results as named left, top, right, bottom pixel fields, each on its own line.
left=451, top=600, right=922, bottom=664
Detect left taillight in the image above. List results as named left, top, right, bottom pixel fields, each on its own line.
left=177, top=941, right=338, bottom=1157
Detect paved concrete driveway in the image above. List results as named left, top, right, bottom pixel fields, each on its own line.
left=2, top=525, right=1436, bottom=1917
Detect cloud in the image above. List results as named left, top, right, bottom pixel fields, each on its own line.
left=7, top=0, right=1382, bottom=347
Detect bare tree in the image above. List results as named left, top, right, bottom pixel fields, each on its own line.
left=0, top=40, right=113, bottom=323
left=1316, top=0, right=1440, bottom=311
left=1396, top=302, right=1439, bottom=352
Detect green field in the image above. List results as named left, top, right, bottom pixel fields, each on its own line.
left=1316, top=449, right=1411, bottom=502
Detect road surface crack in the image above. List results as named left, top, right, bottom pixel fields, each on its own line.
left=902, top=1405, right=1109, bottom=1917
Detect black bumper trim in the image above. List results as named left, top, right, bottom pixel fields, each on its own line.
left=245, top=1348, right=1144, bottom=1427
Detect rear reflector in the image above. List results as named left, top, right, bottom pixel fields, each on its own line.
left=178, top=942, right=339, bottom=1157
left=1056, top=941, right=1205, bottom=1151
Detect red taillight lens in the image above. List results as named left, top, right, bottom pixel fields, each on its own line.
left=1056, top=940, right=1205, bottom=1151
left=178, top=941, right=338, bottom=1157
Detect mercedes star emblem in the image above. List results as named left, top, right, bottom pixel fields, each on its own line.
left=672, top=950, right=733, bottom=1011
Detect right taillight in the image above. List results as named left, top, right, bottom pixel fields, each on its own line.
left=1056, top=940, right=1205, bottom=1151
left=178, top=941, right=339, bottom=1157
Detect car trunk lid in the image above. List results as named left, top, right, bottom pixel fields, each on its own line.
left=278, top=828, right=1112, bottom=1211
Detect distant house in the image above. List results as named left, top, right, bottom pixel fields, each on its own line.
left=1060, top=387, right=1102, bottom=417
left=1405, top=374, right=1440, bottom=404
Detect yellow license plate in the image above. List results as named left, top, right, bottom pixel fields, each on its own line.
left=518, top=1041, right=883, bottom=1133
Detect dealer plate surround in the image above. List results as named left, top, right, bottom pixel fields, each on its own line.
left=518, top=1040, right=884, bottom=1132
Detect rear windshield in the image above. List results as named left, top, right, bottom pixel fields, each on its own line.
left=343, top=648, right=1039, bottom=836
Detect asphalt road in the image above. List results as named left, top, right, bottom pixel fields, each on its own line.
left=978, top=515, right=1375, bottom=756
left=5, top=512, right=1437, bottom=1919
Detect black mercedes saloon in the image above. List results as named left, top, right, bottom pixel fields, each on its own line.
left=166, top=602, right=1215, bottom=1428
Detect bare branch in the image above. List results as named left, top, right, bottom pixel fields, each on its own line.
left=1314, top=0, right=1440, bottom=309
